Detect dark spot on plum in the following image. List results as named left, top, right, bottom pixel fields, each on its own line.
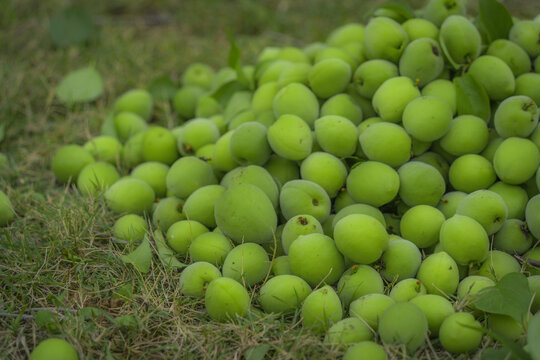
left=432, top=46, right=439, bottom=56
left=298, top=216, right=308, bottom=225
left=312, top=198, right=319, bottom=206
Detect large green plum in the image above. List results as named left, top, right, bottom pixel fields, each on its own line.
left=222, top=243, right=270, bottom=287
left=258, top=275, right=311, bottom=313
left=334, top=214, right=388, bottom=265
left=172, top=86, right=205, bottom=120
left=177, top=119, right=220, bottom=156
left=332, top=204, right=386, bottom=229
left=77, top=161, right=120, bottom=196
left=220, top=166, right=279, bottom=208
left=468, top=56, right=515, bottom=101
left=402, top=18, right=439, bottom=40
left=455, top=190, right=508, bottom=235
left=288, top=233, right=345, bottom=287
left=398, top=162, right=446, bottom=207
left=417, top=251, right=459, bottom=296
left=439, top=115, right=489, bottom=156
left=389, top=278, right=427, bottom=302
left=470, top=250, right=521, bottom=281
left=166, top=219, right=209, bottom=255
left=399, top=38, right=444, bottom=87
left=449, top=154, right=496, bottom=192
left=0, top=191, right=15, bottom=227
left=182, top=63, right=214, bottom=90
left=324, top=317, right=373, bottom=347
left=353, top=60, right=398, bottom=99
left=320, top=94, right=363, bottom=126
left=372, top=76, right=421, bottom=123
left=84, top=136, right=123, bottom=165
left=301, top=285, right=343, bottom=333
left=439, top=313, right=483, bottom=354
left=487, top=39, right=531, bottom=77
left=215, top=184, right=277, bottom=244
left=105, top=178, right=155, bottom=215
left=378, top=302, right=428, bottom=353
left=267, top=114, right=312, bottom=161
left=263, top=155, right=299, bottom=188
left=189, top=232, right=232, bottom=266
left=179, top=262, right=221, bottom=297
left=142, top=127, right=178, bottom=165
left=349, top=294, right=394, bottom=331
left=279, top=180, right=331, bottom=223
left=152, top=197, right=185, bottom=232
left=515, top=73, right=540, bottom=105
left=314, top=115, right=357, bottom=157
left=403, top=96, right=452, bottom=142
left=205, top=277, right=250, bottom=322
left=423, top=0, right=466, bottom=27
left=359, top=122, right=412, bottom=167
left=337, top=265, right=384, bottom=307
left=272, top=83, right=319, bottom=127
left=422, top=79, right=457, bottom=115
left=526, top=194, right=540, bottom=239
left=438, top=15, right=481, bottom=65
left=29, top=338, right=79, bottom=360
left=301, top=152, right=347, bottom=198
left=281, top=214, right=323, bottom=254
left=166, top=156, right=217, bottom=199
left=114, top=89, right=153, bottom=121
left=493, top=137, right=540, bottom=184
left=346, top=161, right=399, bottom=207
left=494, top=96, right=538, bottom=138
left=440, top=215, right=489, bottom=265
left=182, top=184, right=226, bottom=228
left=113, top=112, right=147, bottom=143
left=131, top=162, right=168, bottom=198
left=410, top=294, right=455, bottom=337
left=343, top=341, right=387, bottom=360
left=308, top=59, right=351, bottom=99
left=229, top=122, right=271, bottom=166
left=113, top=214, right=147, bottom=243
left=400, top=205, right=445, bottom=248
left=364, top=17, right=408, bottom=63
left=489, top=182, right=528, bottom=220
left=509, top=20, right=540, bottom=58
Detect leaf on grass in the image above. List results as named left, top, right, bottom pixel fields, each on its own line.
left=51, top=6, right=98, bottom=46
left=148, top=76, right=177, bottom=101
left=115, top=315, right=139, bottom=329
left=56, top=66, right=104, bottom=104
left=34, top=310, right=55, bottom=327
left=49, top=5, right=98, bottom=47
left=529, top=313, right=540, bottom=360
left=454, top=74, right=491, bottom=122
left=245, top=344, right=270, bottom=360
left=227, top=31, right=253, bottom=90
left=478, top=0, right=513, bottom=43
left=120, top=237, right=152, bottom=274
left=481, top=348, right=512, bottom=360
left=78, top=307, right=105, bottom=320
left=154, top=230, right=187, bottom=269
left=210, top=80, right=248, bottom=106
left=474, top=272, right=532, bottom=323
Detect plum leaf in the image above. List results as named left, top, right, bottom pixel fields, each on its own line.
left=120, top=236, right=152, bottom=273
left=478, top=0, right=513, bottom=43
left=245, top=344, right=270, bottom=360
left=49, top=5, right=98, bottom=47
left=529, top=313, right=540, bottom=360
left=154, top=230, right=187, bottom=269
left=454, top=74, right=490, bottom=122
left=56, top=66, right=104, bottom=103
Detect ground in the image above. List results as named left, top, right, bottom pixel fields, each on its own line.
left=1, top=0, right=539, bottom=359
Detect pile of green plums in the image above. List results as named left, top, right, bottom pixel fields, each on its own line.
left=44, top=0, right=540, bottom=357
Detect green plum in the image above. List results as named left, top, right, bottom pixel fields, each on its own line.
left=179, top=261, right=221, bottom=297
left=114, top=89, right=153, bottom=121
left=437, top=191, right=467, bottom=219
left=343, top=341, right=387, bottom=360
left=353, top=59, right=398, bottom=99
left=398, top=161, right=446, bottom=207
left=166, top=219, right=209, bottom=255
left=372, top=76, right=421, bottom=123
left=213, top=131, right=239, bottom=172
left=77, top=161, right=120, bottom=196
left=493, top=137, right=540, bottom=184
left=84, top=136, right=123, bottom=165
left=131, top=162, right=168, bottom=198
left=399, top=38, right=444, bottom=87
left=468, top=56, right=515, bottom=101
left=281, top=214, right=323, bottom=254
left=182, top=63, right=214, bottom=90
left=449, top=154, right=496, bottom=192
left=105, top=178, right=155, bottom=215
left=439, top=312, right=483, bottom=354
left=438, top=15, right=481, bottom=65
left=346, top=161, right=400, bottom=207
left=378, top=302, right=428, bottom=353
left=267, top=114, right=312, bottom=161
left=152, top=197, right=185, bottom=232
left=417, top=251, right=459, bottom=296
left=172, top=86, right=205, bottom=120
left=364, top=17, right=408, bottom=63
left=526, top=194, right=540, bottom=239
left=220, top=165, right=279, bottom=208
left=494, top=96, right=538, bottom=138
left=320, top=94, right=363, bottom=126
left=301, top=152, right=347, bottom=198
left=182, top=184, right=226, bottom=228
left=515, top=73, right=540, bottom=105
left=113, top=112, right=147, bottom=143
left=263, top=154, right=300, bottom=188
left=337, top=265, right=384, bottom=307
left=142, top=127, right=178, bottom=165
left=402, top=18, right=439, bottom=40
left=403, top=96, right=452, bottom=142
left=204, top=277, right=250, bottom=322
left=410, top=294, right=455, bottom=337
left=272, top=83, right=319, bottom=127
left=0, top=191, right=15, bottom=227
left=324, top=317, right=373, bottom=347
left=229, top=122, right=271, bottom=166
left=113, top=214, right=147, bottom=243
left=349, top=294, right=394, bottom=331
left=423, top=0, right=466, bottom=27
left=314, top=115, right=358, bottom=157
left=439, top=115, right=489, bottom=156
left=29, top=338, right=79, bottom=360
left=301, top=285, right=343, bottom=334
left=189, top=232, right=232, bottom=267
left=440, top=215, right=489, bottom=265
left=222, top=243, right=270, bottom=287
left=333, top=204, right=386, bottom=229
left=455, top=190, right=508, bottom=235
left=487, top=39, right=532, bottom=77
left=177, top=119, right=220, bottom=156
left=470, top=250, right=521, bottom=281
left=389, top=278, right=427, bottom=302
left=359, top=122, right=412, bottom=167
left=258, top=275, right=311, bottom=313
left=400, top=205, right=445, bottom=249
left=489, top=182, right=528, bottom=220
left=509, top=20, right=540, bottom=58
left=279, top=180, right=331, bottom=223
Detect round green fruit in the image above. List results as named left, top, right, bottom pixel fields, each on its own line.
left=222, top=243, right=270, bottom=287
left=258, top=275, right=311, bottom=313
left=378, top=302, right=428, bottom=353
left=301, top=285, right=343, bottom=334
left=204, top=277, right=250, bottom=322
left=179, top=262, right=221, bottom=297
left=105, top=178, right=155, bottom=215
left=29, top=338, right=78, bottom=360
left=439, top=312, right=483, bottom=354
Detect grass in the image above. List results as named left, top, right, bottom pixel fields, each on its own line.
left=1, top=0, right=539, bottom=358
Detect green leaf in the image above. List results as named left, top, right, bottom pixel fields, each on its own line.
left=454, top=74, right=491, bottom=122
left=227, top=31, right=252, bottom=90
left=244, top=344, right=270, bottom=360
left=0, top=124, right=5, bottom=144
left=120, top=237, right=152, bottom=274
left=100, top=113, right=118, bottom=138
left=529, top=313, right=540, bottom=360
left=210, top=80, right=248, bottom=106
left=439, top=35, right=460, bottom=70
left=148, top=76, right=177, bottom=101
left=115, top=315, right=139, bottom=329
left=34, top=310, right=55, bottom=327
left=78, top=307, right=105, bottom=320
left=154, top=230, right=187, bottom=270
left=474, top=272, right=532, bottom=323
left=365, top=1, right=415, bottom=23
left=56, top=66, right=104, bottom=104
left=478, top=0, right=513, bottom=43
left=481, top=348, right=512, bottom=360
left=49, top=5, right=98, bottom=47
